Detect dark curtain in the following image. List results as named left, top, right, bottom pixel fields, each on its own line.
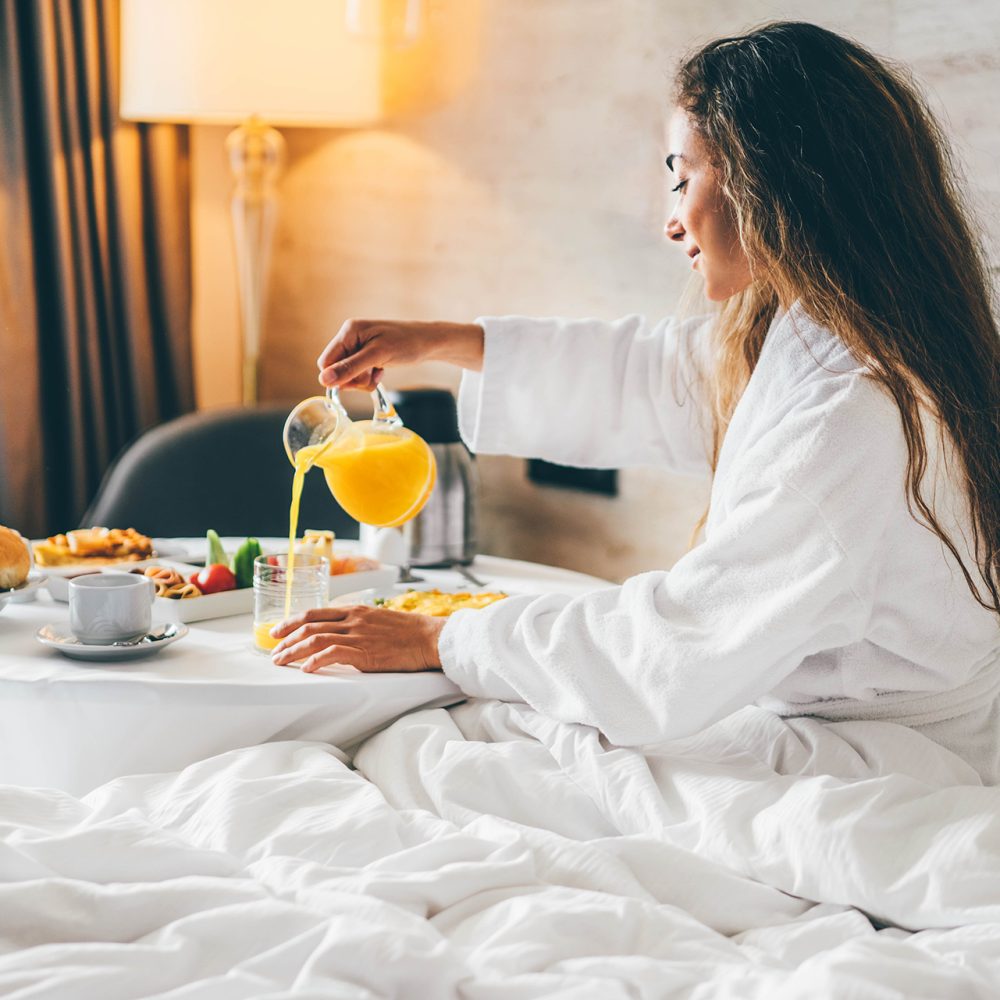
left=0, top=0, right=193, bottom=538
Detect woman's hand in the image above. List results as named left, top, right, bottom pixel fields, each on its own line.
left=269, top=605, right=446, bottom=674
left=317, top=319, right=484, bottom=391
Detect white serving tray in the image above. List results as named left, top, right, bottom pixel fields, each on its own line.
left=155, top=585, right=254, bottom=624
left=43, top=558, right=250, bottom=621
left=46, top=558, right=401, bottom=622
left=107, top=560, right=252, bottom=624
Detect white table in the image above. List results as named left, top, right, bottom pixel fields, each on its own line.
left=0, top=550, right=608, bottom=795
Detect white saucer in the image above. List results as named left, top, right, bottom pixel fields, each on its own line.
left=35, top=622, right=188, bottom=662
left=0, top=574, right=48, bottom=611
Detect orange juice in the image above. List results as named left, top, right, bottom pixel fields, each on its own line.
left=254, top=621, right=280, bottom=651
left=315, top=422, right=436, bottom=527
left=284, top=454, right=312, bottom=618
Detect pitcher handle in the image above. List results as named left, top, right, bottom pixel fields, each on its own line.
left=371, top=384, right=403, bottom=428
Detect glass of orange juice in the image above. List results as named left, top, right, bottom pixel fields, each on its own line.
left=252, top=553, right=328, bottom=653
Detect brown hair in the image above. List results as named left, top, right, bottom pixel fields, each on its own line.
left=675, top=21, right=1000, bottom=613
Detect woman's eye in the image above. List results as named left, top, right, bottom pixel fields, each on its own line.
left=671, top=180, right=688, bottom=194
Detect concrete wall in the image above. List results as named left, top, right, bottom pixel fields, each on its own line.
left=190, top=0, right=1000, bottom=581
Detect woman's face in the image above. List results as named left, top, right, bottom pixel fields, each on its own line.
left=665, top=111, right=753, bottom=301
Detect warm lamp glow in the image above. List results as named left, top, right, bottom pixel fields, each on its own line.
left=120, top=0, right=479, bottom=403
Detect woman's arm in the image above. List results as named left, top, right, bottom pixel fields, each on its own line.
left=316, top=313, right=716, bottom=477
left=458, top=313, right=714, bottom=476
left=438, top=373, right=925, bottom=746
left=317, top=319, right=485, bottom=391
left=437, top=478, right=870, bottom=745
left=268, top=453, right=874, bottom=728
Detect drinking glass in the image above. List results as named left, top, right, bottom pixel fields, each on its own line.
left=253, top=553, right=328, bottom=653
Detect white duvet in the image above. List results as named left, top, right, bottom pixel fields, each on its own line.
left=3, top=700, right=1000, bottom=999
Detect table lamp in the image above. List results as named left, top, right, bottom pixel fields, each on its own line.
left=120, top=0, right=463, bottom=404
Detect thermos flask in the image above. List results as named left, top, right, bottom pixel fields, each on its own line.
left=386, top=388, right=478, bottom=567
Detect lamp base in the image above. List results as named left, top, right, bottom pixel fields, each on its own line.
left=226, top=117, right=286, bottom=405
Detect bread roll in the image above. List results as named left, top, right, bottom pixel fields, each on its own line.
left=0, top=526, right=30, bottom=589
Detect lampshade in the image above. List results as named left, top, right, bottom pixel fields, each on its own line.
left=120, top=0, right=479, bottom=406
left=120, top=0, right=476, bottom=126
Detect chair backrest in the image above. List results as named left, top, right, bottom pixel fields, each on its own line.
left=83, top=404, right=360, bottom=539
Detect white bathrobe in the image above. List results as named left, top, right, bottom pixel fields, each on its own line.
left=438, top=302, right=1000, bottom=779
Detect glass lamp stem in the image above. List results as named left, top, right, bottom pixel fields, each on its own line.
left=226, top=116, right=285, bottom=405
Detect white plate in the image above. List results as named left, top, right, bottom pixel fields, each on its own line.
left=328, top=564, right=399, bottom=599
left=357, top=584, right=515, bottom=617
left=35, top=622, right=188, bottom=661
left=35, top=539, right=189, bottom=586
left=0, top=573, right=48, bottom=609
left=41, top=557, right=164, bottom=580
left=150, top=537, right=286, bottom=565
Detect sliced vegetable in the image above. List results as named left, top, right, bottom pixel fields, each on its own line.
left=190, top=563, right=237, bottom=594
left=207, top=529, right=228, bottom=568
left=231, top=537, right=262, bottom=589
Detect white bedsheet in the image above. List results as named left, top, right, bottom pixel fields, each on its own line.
left=2, top=700, right=999, bottom=998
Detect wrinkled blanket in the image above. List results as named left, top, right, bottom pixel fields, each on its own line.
left=2, top=700, right=1000, bottom=998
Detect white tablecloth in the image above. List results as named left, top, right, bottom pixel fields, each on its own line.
left=0, top=549, right=608, bottom=795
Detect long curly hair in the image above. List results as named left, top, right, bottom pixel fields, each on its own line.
left=675, top=21, right=1000, bottom=613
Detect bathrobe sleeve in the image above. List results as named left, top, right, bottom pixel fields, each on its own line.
left=457, top=314, right=714, bottom=476
left=437, top=378, right=900, bottom=745
left=439, top=483, right=870, bottom=745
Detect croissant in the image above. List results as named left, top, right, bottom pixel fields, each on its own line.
left=143, top=566, right=184, bottom=588
left=141, top=566, right=185, bottom=597
left=161, top=582, right=202, bottom=600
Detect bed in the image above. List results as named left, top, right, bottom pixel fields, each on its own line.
left=3, top=694, right=999, bottom=997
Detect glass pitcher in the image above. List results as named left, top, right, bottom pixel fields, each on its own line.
left=283, top=385, right=437, bottom=528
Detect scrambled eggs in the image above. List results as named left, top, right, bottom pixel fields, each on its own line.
left=375, top=588, right=507, bottom=617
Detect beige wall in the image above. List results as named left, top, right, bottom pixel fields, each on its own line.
left=191, top=0, right=1000, bottom=581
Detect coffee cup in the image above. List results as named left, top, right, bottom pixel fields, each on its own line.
left=68, top=573, right=154, bottom=645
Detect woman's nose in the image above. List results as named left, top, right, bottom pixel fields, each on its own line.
left=664, top=214, right=685, bottom=243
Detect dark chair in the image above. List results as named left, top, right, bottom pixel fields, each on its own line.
left=83, top=404, right=360, bottom=539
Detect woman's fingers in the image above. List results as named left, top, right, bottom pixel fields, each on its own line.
left=341, top=366, right=383, bottom=392
left=269, top=607, right=349, bottom=640
left=319, top=341, right=386, bottom=389
left=316, top=319, right=400, bottom=389
left=315, top=320, right=482, bottom=392
left=302, top=646, right=365, bottom=673
left=272, top=619, right=350, bottom=654
left=316, top=319, right=367, bottom=370
left=269, top=604, right=445, bottom=673
left=273, top=634, right=364, bottom=670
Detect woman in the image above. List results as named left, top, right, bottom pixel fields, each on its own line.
left=270, top=22, right=1000, bottom=780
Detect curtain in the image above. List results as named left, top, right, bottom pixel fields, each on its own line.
left=0, top=0, right=193, bottom=538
